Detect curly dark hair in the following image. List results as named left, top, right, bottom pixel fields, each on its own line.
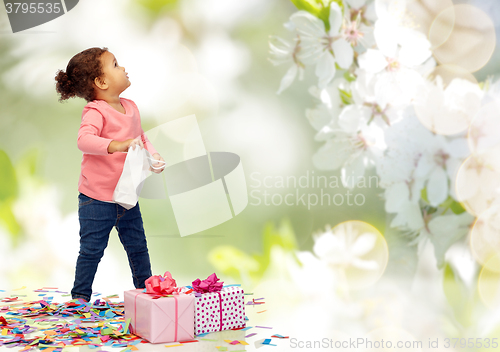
left=55, top=47, right=108, bottom=102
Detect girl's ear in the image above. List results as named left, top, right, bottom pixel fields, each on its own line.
left=94, top=76, right=108, bottom=90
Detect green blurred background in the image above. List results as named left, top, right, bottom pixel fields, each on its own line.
left=0, top=0, right=498, bottom=295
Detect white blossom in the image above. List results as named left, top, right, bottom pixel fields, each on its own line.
left=339, top=69, right=404, bottom=132
left=269, top=35, right=304, bottom=94
left=305, top=79, right=346, bottom=132
left=357, top=43, right=431, bottom=108
left=414, top=135, right=469, bottom=206
left=288, top=2, right=354, bottom=88
left=313, top=121, right=386, bottom=188
left=344, top=0, right=377, bottom=48
left=421, top=212, right=475, bottom=268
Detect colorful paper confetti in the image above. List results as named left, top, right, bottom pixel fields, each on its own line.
left=180, top=339, right=198, bottom=343
left=262, top=338, right=277, bottom=346
left=164, top=343, right=183, bottom=348
left=0, top=288, right=285, bottom=351
left=0, top=292, right=142, bottom=351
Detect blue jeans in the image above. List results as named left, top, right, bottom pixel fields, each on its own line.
left=71, top=193, right=152, bottom=302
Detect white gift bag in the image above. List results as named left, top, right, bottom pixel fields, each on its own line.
left=113, top=147, right=162, bottom=209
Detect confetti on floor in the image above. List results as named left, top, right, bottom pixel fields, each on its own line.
left=224, top=340, right=249, bottom=345
left=0, top=288, right=287, bottom=351
left=164, top=343, right=183, bottom=348
left=0, top=291, right=142, bottom=351
left=262, top=338, right=277, bottom=346
left=180, top=340, right=198, bottom=344
left=271, top=334, right=289, bottom=339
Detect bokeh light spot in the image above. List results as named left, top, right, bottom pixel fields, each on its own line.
left=468, top=100, right=500, bottom=155
left=455, top=152, right=500, bottom=217
left=430, top=4, right=496, bottom=73
left=470, top=205, right=500, bottom=271
left=406, top=0, right=454, bottom=38
left=317, top=220, right=388, bottom=290
left=414, top=66, right=481, bottom=135
left=478, top=254, right=500, bottom=308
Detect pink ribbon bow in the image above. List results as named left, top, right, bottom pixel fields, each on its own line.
left=192, top=273, right=224, bottom=293
left=145, top=271, right=178, bottom=295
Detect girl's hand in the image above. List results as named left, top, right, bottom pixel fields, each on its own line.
left=127, top=138, right=144, bottom=151
left=108, top=138, right=144, bottom=153
left=150, top=153, right=165, bottom=173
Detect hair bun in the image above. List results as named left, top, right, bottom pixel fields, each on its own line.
left=55, top=69, right=76, bottom=101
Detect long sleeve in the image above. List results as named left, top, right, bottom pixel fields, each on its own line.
left=141, top=131, right=158, bottom=156
left=77, top=108, right=113, bottom=155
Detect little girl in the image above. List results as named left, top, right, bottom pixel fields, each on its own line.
left=55, top=47, right=165, bottom=302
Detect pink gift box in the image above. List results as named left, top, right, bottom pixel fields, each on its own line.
left=124, top=289, right=194, bottom=343
left=193, top=286, right=245, bottom=335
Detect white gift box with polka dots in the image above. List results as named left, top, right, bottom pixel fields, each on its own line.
left=193, top=286, right=246, bottom=335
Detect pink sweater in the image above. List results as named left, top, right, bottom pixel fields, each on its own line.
left=77, top=98, right=157, bottom=202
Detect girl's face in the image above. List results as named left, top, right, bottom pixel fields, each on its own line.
left=99, top=51, right=130, bottom=94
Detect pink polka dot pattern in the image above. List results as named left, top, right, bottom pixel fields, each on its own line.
left=193, top=286, right=246, bottom=335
